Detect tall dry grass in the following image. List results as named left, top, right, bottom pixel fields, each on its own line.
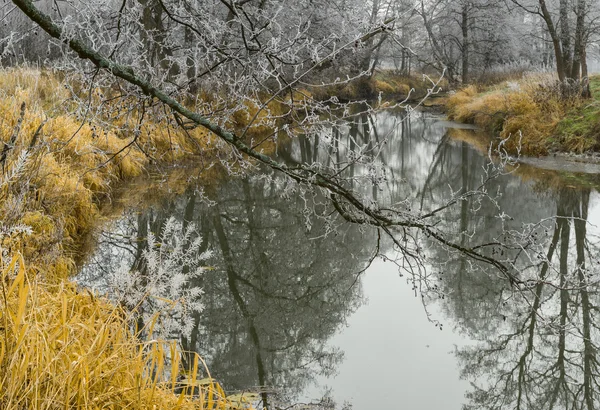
left=0, top=68, right=147, bottom=276
left=0, top=253, right=244, bottom=409
left=0, top=68, right=253, bottom=409
left=446, top=74, right=580, bottom=155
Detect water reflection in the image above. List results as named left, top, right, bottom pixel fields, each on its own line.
left=417, top=125, right=600, bottom=409
left=456, top=188, right=600, bottom=410
left=80, top=172, right=374, bottom=405
left=79, top=110, right=600, bottom=409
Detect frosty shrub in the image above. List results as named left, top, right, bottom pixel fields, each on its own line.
left=106, top=217, right=210, bottom=341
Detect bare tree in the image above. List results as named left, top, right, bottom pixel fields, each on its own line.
left=417, top=0, right=518, bottom=83
left=510, top=0, right=596, bottom=93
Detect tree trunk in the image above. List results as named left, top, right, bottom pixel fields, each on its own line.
left=570, top=0, right=586, bottom=80
left=461, top=3, right=469, bottom=84
left=138, top=0, right=178, bottom=78
left=184, top=26, right=197, bottom=93
left=582, top=48, right=588, bottom=78
left=419, top=0, right=456, bottom=81
left=401, top=49, right=406, bottom=74
left=559, top=0, right=573, bottom=77
left=538, top=0, right=566, bottom=81
left=359, top=0, right=381, bottom=72
left=367, top=34, right=388, bottom=75
left=582, top=47, right=591, bottom=98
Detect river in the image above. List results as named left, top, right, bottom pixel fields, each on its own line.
left=77, top=109, right=600, bottom=410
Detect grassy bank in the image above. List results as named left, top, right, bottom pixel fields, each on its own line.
left=308, top=70, right=448, bottom=102
left=0, top=68, right=251, bottom=409
left=446, top=74, right=600, bottom=156
left=448, top=127, right=600, bottom=191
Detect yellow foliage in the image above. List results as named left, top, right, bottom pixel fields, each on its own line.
left=0, top=68, right=67, bottom=113
left=374, top=80, right=395, bottom=94
left=461, top=85, right=479, bottom=97
left=446, top=75, right=577, bottom=156
left=446, top=87, right=484, bottom=124
left=230, top=97, right=286, bottom=140
left=0, top=254, right=237, bottom=409
left=18, top=211, right=57, bottom=263
left=373, top=80, right=412, bottom=96
left=0, top=68, right=254, bottom=408
left=397, top=83, right=411, bottom=96
left=0, top=66, right=202, bottom=274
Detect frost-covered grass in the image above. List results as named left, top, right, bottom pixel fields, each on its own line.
left=0, top=68, right=252, bottom=409
left=0, top=252, right=240, bottom=409
left=1, top=206, right=235, bottom=408
left=446, top=73, right=596, bottom=156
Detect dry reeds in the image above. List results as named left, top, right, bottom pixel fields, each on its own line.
left=0, top=253, right=246, bottom=409
left=446, top=74, right=581, bottom=155
left=0, top=68, right=254, bottom=409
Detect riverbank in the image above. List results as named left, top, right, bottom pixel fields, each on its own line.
left=446, top=126, right=600, bottom=191
left=0, top=68, right=245, bottom=409
left=445, top=74, right=600, bottom=156
left=308, top=70, right=448, bottom=102
left=1, top=65, right=434, bottom=408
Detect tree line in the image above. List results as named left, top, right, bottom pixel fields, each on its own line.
left=3, top=0, right=597, bottom=306
left=1, top=0, right=598, bottom=86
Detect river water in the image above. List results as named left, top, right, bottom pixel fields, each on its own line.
left=77, top=109, right=600, bottom=409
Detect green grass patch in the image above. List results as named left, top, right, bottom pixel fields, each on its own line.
left=554, top=76, right=600, bottom=152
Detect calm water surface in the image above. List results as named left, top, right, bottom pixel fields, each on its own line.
left=78, top=110, right=600, bottom=409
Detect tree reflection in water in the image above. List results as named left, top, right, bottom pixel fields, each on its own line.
left=416, top=127, right=600, bottom=409
left=453, top=188, right=600, bottom=410
left=376, top=118, right=600, bottom=408
left=79, top=171, right=374, bottom=406
left=79, top=109, right=600, bottom=409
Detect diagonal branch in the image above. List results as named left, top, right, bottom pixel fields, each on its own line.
left=11, top=0, right=520, bottom=286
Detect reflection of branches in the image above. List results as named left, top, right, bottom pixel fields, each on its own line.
left=457, top=188, right=600, bottom=410
left=418, top=132, right=451, bottom=211
left=80, top=171, right=369, bottom=404
left=14, top=0, right=526, bottom=296
left=200, top=175, right=367, bottom=403
left=213, top=211, right=271, bottom=409
left=348, top=229, right=381, bottom=290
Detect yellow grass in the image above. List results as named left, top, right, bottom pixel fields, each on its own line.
left=446, top=74, right=577, bottom=155
left=0, top=253, right=240, bottom=409
left=0, top=68, right=253, bottom=409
